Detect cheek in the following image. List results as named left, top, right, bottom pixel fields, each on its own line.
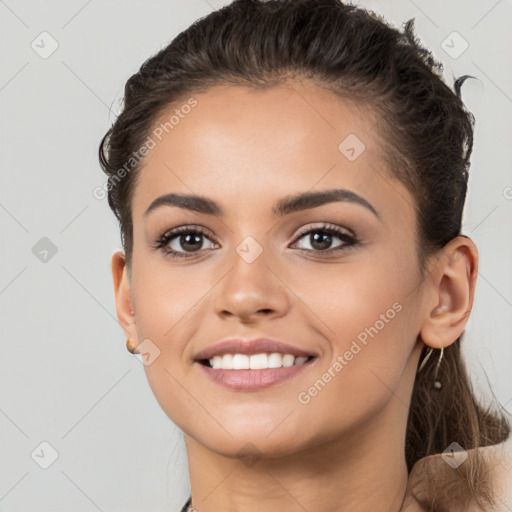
left=292, top=305, right=417, bottom=448
left=291, top=253, right=420, bottom=416
left=288, top=245, right=417, bottom=347
left=130, top=254, right=210, bottom=341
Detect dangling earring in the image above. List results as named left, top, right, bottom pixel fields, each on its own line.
left=432, top=346, right=443, bottom=390
left=126, top=339, right=138, bottom=354
left=417, top=346, right=444, bottom=391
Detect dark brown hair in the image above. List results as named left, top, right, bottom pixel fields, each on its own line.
left=98, top=1, right=510, bottom=509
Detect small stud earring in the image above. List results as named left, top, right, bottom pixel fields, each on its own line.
left=126, top=339, right=138, bottom=354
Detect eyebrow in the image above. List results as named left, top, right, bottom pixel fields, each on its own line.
left=143, top=188, right=379, bottom=219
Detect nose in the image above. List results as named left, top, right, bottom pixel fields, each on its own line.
left=213, top=250, right=290, bottom=324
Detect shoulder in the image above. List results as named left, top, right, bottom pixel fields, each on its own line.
left=479, top=435, right=512, bottom=510
left=405, top=435, right=512, bottom=512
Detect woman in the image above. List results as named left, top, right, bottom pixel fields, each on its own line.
left=98, top=0, right=511, bottom=510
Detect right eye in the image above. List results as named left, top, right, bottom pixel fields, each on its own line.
left=152, top=225, right=218, bottom=259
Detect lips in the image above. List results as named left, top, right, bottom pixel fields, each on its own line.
left=193, top=337, right=318, bottom=362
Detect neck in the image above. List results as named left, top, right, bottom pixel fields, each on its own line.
left=185, top=401, right=410, bottom=512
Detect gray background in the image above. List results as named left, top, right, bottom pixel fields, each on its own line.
left=1, top=0, right=511, bottom=511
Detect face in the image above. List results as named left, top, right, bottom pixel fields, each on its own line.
left=120, top=82, right=429, bottom=459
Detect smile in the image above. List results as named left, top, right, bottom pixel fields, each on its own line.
left=197, top=355, right=317, bottom=391
left=204, top=352, right=313, bottom=370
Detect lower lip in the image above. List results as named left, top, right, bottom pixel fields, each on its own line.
left=196, top=358, right=316, bottom=391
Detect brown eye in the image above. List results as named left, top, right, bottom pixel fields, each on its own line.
left=292, top=224, right=358, bottom=255
left=171, top=232, right=206, bottom=253
left=154, top=226, right=217, bottom=259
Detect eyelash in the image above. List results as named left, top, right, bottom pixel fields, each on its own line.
left=152, top=223, right=359, bottom=260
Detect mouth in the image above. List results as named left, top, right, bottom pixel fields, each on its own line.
left=195, top=353, right=318, bottom=391
left=197, top=354, right=317, bottom=369
left=192, top=338, right=319, bottom=391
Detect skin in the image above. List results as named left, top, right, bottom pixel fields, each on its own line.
left=404, top=432, right=512, bottom=511
left=111, top=82, right=479, bottom=512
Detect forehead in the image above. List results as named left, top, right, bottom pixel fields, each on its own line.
left=131, top=83, right=411, bottom=223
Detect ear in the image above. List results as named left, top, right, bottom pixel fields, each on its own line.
left=111, top=250, right=139, bottom=343
left=419, top=236, right=478, bottom=350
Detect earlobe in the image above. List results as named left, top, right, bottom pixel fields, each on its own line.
left=419, top=236, right=478, bottom=350
left=111, top=250, right=138, bottom=341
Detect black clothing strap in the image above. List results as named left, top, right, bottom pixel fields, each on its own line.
left=180, top=496, right=192, bottom=512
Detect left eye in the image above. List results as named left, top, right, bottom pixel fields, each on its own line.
left=291, top=225, right=357, bottom=254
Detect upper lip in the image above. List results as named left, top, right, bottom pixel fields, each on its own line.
left=193, top=338, right=317, bottom=361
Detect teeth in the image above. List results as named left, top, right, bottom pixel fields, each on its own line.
left=268, top=353, right=283, bottom=368
left=250, top=353, right=268, bottom=369
left=209, top=353, right=310, bottom=370
left=233, top=354, right=249, bottom=370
